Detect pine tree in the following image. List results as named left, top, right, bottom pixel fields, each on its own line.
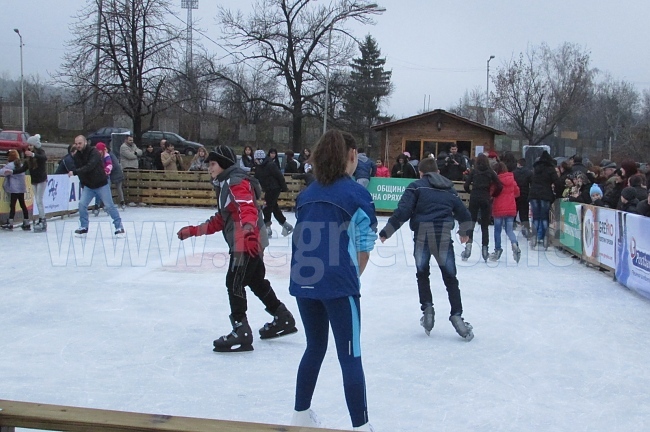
left=342, top=35, right=392, bottom=149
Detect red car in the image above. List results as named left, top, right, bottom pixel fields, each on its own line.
left=0, top=130, right=30, bottom=154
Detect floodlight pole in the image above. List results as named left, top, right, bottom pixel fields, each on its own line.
left=486, top=55, right=495, bottom=126
left=14, top=28, right=25, bottom=132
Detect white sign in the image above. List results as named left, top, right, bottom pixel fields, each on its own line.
left=616, top=212, right=650, bottom=300
left=34, top=175, right=71, bottom=216
left=475, top=146, right=484, bottom=157
left=596, top=208, right=616, bottom=269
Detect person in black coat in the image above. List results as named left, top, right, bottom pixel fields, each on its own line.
left=463, top=153, right=503, bottom=261
left=528, top=150, right=558, bottom=249
left=513, top=158, right=533, bottom=237
left=253, top=149, right=292, bottom=238
left=55, top=145, right=78, bottom=174
left=391, top=154, right=417, bottom=178
left=70, top=135, right=124, bottom=235
left=619, top=187, right=640, bottom=214
left=441, top=144, right=467, bottom=181
left=567, top=172, right=592, bottom=204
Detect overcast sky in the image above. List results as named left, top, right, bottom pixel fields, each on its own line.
left=1, top=0, right=649, bottom=119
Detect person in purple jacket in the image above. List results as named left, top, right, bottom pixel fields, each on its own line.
left=290, top=129, right=377, bottom=432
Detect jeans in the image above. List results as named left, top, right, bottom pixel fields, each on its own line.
left=79, top=183, right=122, bottom=229
left=493, top=216, right=518, bottom=250
left=356, top=178, right=369, bottom=188
left=413, top=229, right=463, bottom=316
left=529, top=199, right=551, bottom=241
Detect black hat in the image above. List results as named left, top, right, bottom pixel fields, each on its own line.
left=207, top=145, right=237, bottom=169
left=621, top=187, right=637, bottom=202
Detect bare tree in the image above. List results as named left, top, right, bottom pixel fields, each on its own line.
left=56, top=0, right=184, bottom=141
left=492, top=43, right=594, bottom=146
left=216, top=0, right=384, bottom=150
left=449, top=87, right=486, bottom=123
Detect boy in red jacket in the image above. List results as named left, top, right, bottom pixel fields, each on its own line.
left=177, top=145, right=297, bottom=352
left=490, top=162, right=521, bottom=262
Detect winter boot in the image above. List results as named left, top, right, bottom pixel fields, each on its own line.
left=460, top=243, right=472, bottom=261
left=449, top=315, right=474, bottom=341
left=281, top=221, right=294, bottom=237
left=213, top=315, right=254, bottom=352
left=21, top=219, right=31, bottom=231
left=33, top=219, right=46, bottom=232
left=291, top=409, right=320, bottom=428
left=259, top=303, right=298, bottom=339
left=353, top=423, right=376, bottom=431
left=1, top=219, right=14, bottom=230
left=512, top=243, right=521, bottom=263
left=489, top=248, right=503, bottom=261
left=420, top=304, right=435, bottom=336
left=481, top=245, right=489, bottom=262
left=266, top=224, right=273, bottom=238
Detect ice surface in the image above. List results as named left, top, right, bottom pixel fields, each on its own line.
left=1, top=207, right=649, bottom=431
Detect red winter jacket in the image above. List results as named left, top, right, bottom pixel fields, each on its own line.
left=492, top=172, right=520, bottom=218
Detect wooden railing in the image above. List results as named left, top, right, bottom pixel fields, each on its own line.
left=0, top=399, right=334, bottom=432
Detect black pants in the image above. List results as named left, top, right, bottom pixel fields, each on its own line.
left=516, top=196, right=529, bottom=223
left=226, top=254, right=282, bottom=322
left=9, top=193, right=29, bottom=220
left=467, top=197, right=491, bottom=247
left=262, top=188, right=286, bottom=226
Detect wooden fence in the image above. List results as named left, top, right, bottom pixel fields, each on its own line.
left=0, top=399, right=332, bottom=432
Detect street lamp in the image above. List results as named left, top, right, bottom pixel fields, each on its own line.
left=14, top=28, right=25, bottom=133
left=486, top=55, right=495, bottom=126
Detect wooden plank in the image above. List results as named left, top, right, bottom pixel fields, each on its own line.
left=0, top=399, right=333, bottom=432
left=138, top=189, right=215, bottom=198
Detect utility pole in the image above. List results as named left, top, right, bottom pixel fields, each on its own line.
left=93, top=0, right=103, bottom=106
left=486, top=55, right=495, bottom=126
left=13, top=29, right=25, bottom=132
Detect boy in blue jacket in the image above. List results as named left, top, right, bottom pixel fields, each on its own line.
left=379, top=157, right=475, bottom=341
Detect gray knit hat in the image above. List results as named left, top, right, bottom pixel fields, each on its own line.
left=27, top=134, right=42, bottom=149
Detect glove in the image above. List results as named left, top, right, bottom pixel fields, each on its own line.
left=177, top=225, right=197, bottom=240
left=243, top=226, right=261, bottom=257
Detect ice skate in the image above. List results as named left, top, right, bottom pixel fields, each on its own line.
left=543, top=234, right=550, bottom=250
left=353, top=423, right=375, bottom=431
left=21, top=220, right=31, bottom=231
left=92, top=207, right=100, bottom=217
left=489, top=248, right=503, bottom=261
left=291, top=409, right=320, bottom=428
left=119, top=201, right=126, bottom=210
left=74, top=227, right=89, bottom=237
left=449, top=315, right=474, bottom=341
left=1, top=219, right=14, bottom=230
left=529, top=236, right=537, bottom=249
left=420, top=304, right=435, bottom=336
left=33, top=219, right=47, bottom=232
left=512, top=243, right=521, bottom=263
left=114, top=227, right=125, bottom=237
left=213, top=316, right=254, bottom=352
left=266, top=224, right=273, bottom=238
left=460, top=243, right=472, bottom=261
left=481, top=245, right=489, bottom=262
left=259, top=303, right=298, bottom=339
left=281, top=221, right=293, bottom=237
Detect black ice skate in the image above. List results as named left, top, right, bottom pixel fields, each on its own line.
left=259, top=303, right=298, bottom=340
left=420, top=304, right=435, bottom=336
left=449, top=315, right=474, bottom=341
left=1, top=219, right=14, bottom=230
left=460, top=243, right=472, bottom=261
left=512, top=243, right=521, bottom=263
left=75, top=227, right=89, bottom=236
left=481, top=245, right=489, bottom=262
left=213, top=316, right=254, bottom=352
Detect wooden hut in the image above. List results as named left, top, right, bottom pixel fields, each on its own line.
left=371, top=109, right=506, bottom=165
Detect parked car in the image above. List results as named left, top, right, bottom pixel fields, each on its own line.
left=86, top=127, right=132, bottom=147
left=140, top=131, right=202, bottom=156
left=0, top=130, right=31, bottom=154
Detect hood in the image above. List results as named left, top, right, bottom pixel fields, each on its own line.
left=534, top=151, right=555, bottom=168
left=423, top=172, right=454, bottom=190
left=358, top=153, right=369, bottom=163
left=498, top=171, right=516, bottom=185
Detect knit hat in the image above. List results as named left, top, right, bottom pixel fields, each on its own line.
left=488, top=150, right=499, bottom=159
left=254, top=149, right=266, bottom=160
left=589, top=184, right=603, bottom=197
left=27, top=134, right=42, bottom=149
left=7, top=149, right=19, bottom=162
left=403, top=151, right=411, bottom=159
left=599, top=159, right=617, bottom=169
left=621, top=187, right=637, bottom=202
left=207, top=145, right=237, bottom=169
left=96, top=142, right=107, bottom=152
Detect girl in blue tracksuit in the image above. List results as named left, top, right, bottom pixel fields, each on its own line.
left=290, top=129, right=377, bottom=431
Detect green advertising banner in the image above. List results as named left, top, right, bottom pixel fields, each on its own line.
left=560, top=201, right=582, bottom=254
left=367, top=178, right=413, bottom=211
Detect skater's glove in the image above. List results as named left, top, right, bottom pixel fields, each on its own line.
left=242, top=224, right=260, bottom=257
left=177, top=225, right=197, bottom=240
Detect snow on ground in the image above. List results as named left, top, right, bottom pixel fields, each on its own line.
left=1, top=206, right=650, bottom=431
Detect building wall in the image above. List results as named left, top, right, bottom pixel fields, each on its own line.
left=378, top=114, right=495, bottom=163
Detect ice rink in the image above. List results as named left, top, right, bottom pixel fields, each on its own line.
left=1, top=207, right=649, bottom=431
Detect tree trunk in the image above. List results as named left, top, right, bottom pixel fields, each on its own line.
left=291, top=102, right=303, bottom=152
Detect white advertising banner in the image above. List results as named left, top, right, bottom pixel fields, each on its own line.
left=615, top=212, right=650, bottom=300
left=34, top=175, right=71, bottom=216
left=67, top=175, right=94, bottom=211
left=596, top=207, right=616, bottom=269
